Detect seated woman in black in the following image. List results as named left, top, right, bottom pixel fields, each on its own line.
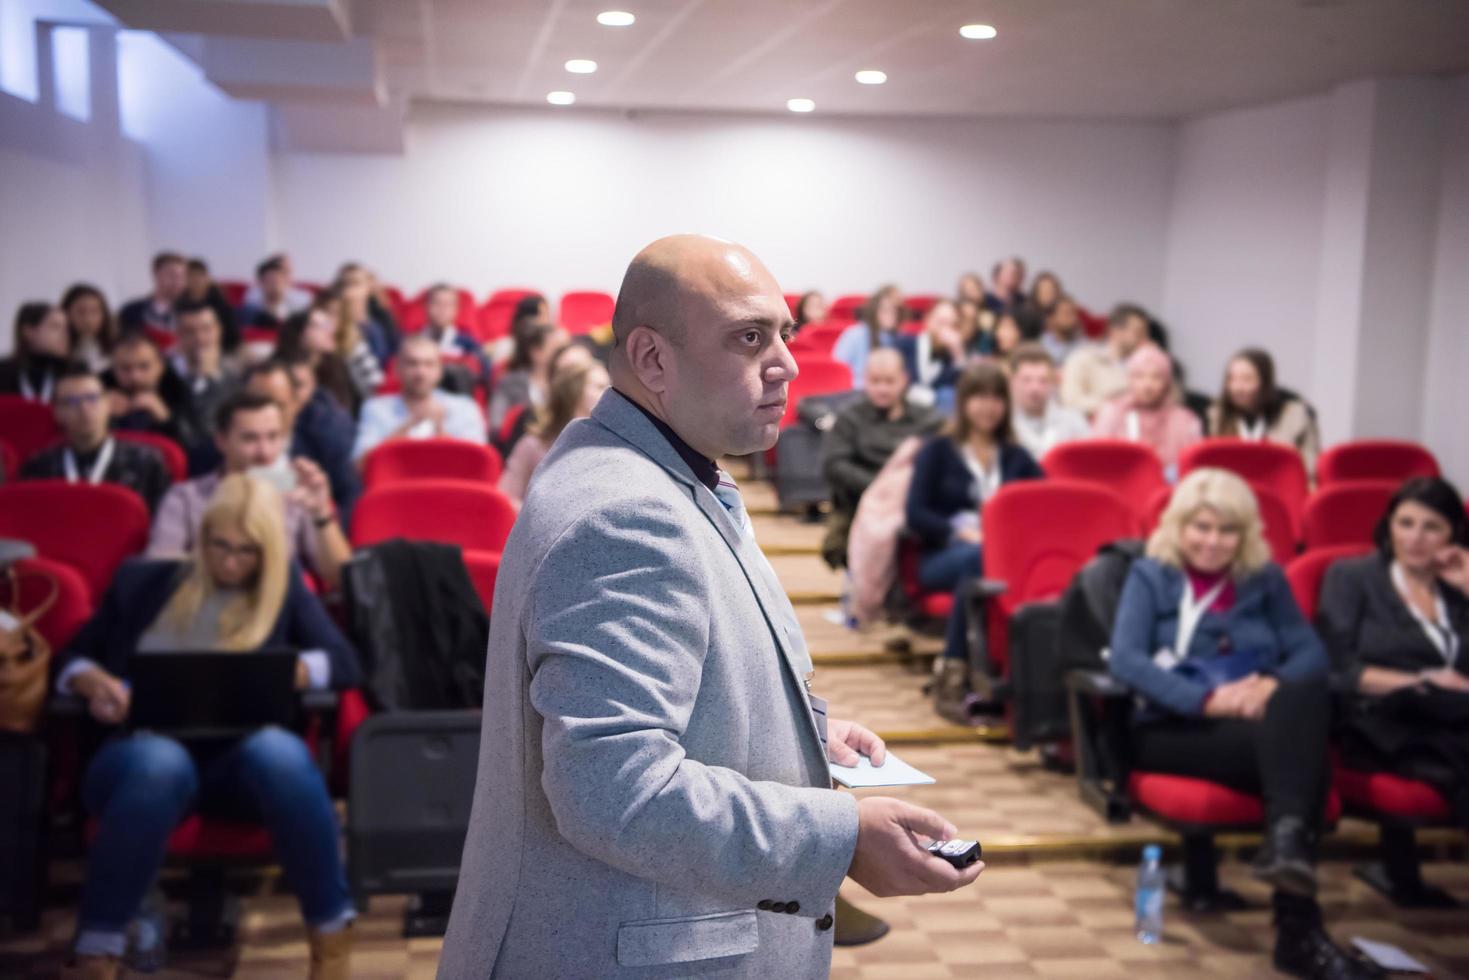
left=1109, top=468, right=1373, bottom=980
left=54, top=474, right=362, bottom=980
left=1317, top=476, right=1469, bottom=823
left=905, top=363, right=1042, bottom=722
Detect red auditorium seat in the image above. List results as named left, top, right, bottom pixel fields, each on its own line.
left=1130, top=772, right=1342, bottom=829
left=779, top=357, right=853, bottom=428
left=144, top=326, right=177, bottom=352
left=461, top=548, right=501, bottom=618
left=558, top=291, right=616, bottom=334
left=1144, top=481, right=1298, bottom=564
left=903, top=295, right=939, bottom=320
left=382, top=285, right=409, bottom=324
left=362, top=438, right=503, bottom=488
left=495, top=403, right=527, bottom=451
left=790, top=322, right=844, bottom=357
left=0, top=556, right=93, bottom=652
left=477, top=288, right=540, bottom=342
left=1077, top=306, right=1107, bottom=339
left=0, top=481, right=150, bottom=602
left=1284, top=546, right=1369, bottom=621
left=113, top=430, right=188, bottom=483
left=1317, top=440, right=1439, bottom=487
left=1301, top=481, right=1397, bottom=551
left=827, top=294, right=866, bottom=324
left=897, top=537, right=953, bottom=622
left=0, top=395, right=61, bottom=462
left=217, top=279, right=249, bottom=308
left=240, top=326, right=279, bottom=347
left=0, top=440, right=15, bottom=482
left=401, top=286, right=477, bottom=335
left=351, top=480, right=517, bottom=552
left=1180, top=440, right=1310, bottom=535
left=1040, top=440, right=1167, bottom=526
left=783, top=293, right=802, bottom=318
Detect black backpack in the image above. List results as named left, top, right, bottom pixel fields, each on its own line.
left=1058, top=538, right=1146, bottom=674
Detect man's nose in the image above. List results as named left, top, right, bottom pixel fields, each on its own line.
left=767, top=339, right=799, bottom=384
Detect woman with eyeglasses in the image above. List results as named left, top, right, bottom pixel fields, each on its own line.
left=54, top=474, right=362, bottom=980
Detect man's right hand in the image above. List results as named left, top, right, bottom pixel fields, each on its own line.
left=71, top=667, right=131, bottom=725
left=847, top=797, right=985, bottom=897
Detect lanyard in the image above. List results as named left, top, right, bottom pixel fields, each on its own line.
left=1391, top=562, right=1460, bottom=666
left=63, top=437, right=116, bottom=485
left=1175, top=576, right=1228, bottom=661
left=1239, top=417, right=1266, bottom=441
left=1125, top=410, right=1140, bottom=442
left=19, top=370, right=53, bottom=403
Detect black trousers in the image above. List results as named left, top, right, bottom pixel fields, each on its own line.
left=1130, top=678, right=1332, bottom=830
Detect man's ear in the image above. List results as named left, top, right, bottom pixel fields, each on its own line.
left=623, top=325, right=668, bottom=395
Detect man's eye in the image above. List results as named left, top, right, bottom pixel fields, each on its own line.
left=743, top=331, right=762, bottom=345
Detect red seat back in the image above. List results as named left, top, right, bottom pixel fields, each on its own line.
left=0, top=481, right=150, bottom=602
left=1040, top=440, right=1168, bottom=526
left=0, top=395, right=61, bottom=462
left=781, top=357, right=852, bottom=428
left=783, top=293, right=803, bottom=318
left=217, top=280, right=249, bottom=308
left=904, top=295, right=940, bottom=320
left=350, top=480, right=517, bottom=552
left=1179, top=439, right=1309, bottom=534
left=982, top=480, right=1139, bottom=614
left=791, top=323, right=844, bottom=357
left=1, top=556, right=93, bottom=652
left=559, top=291, right=615, bottom=335
left=1284, top=545, right=1370, bottom=622
left=1302, top=481, right=1397, bottom=551
left=1144, top=480, right=1299, bottom=565
left=112, top=430, right=188, bottom=483
left=144, top=326, right=177, bottom=352
left=461, top=548, right=501, bottom=618
left=362, top=438, right=503, bottom=489
left=827, top=294, right=866, bottom=324
left=477, top=293, right=531, bottom=342
left=1317, top=440, right=1439, bottom=487
left=0, top=440, right=15, bottom=482
left=1078, top=306, right=1107, bottom=339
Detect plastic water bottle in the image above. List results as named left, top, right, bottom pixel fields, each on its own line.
left=1135, top=844, right=1164, bottom=944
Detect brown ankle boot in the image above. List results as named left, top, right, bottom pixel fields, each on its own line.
left=59, top=954, right=120, bottom=980
left=307, top=923, right=353, bottom=980
left=833, top=894, right=890, bottom=946
left=932, top=658, right=971, bottom=725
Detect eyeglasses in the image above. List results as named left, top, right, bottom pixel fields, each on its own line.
left=205, top=537, right=262, bottom=561
left=56, top=393, right=102, bottom=410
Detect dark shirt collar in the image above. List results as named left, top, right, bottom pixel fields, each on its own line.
left=624, top=393, right=720, bottom=492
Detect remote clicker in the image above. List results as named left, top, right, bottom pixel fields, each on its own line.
left=926, top=839, right=982, bottom=868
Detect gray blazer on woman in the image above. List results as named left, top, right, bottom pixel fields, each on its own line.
left=438, top=389, right=859, bottom=979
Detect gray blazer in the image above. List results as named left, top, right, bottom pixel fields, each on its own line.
left=438, top=389, right=859, bottom=979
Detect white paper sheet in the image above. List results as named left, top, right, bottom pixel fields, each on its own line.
left=1351, top=938, right=1429, bottom=973
left=829, top=752, right=936, bottom=788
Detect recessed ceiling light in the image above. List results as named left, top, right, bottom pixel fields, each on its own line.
left=565, top=59, right=597, bottom=74
left=786, top=98, right=815, bottom=113
left=854, top=69, right=887, bottom=85
left=959, top=23, right=997, bottom=40
left=597, top=10, right=635, bottom=27
left=547, top=90, right=576, bottom=106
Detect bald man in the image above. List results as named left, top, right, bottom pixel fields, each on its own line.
left=440, top=236, right=981, bottom=979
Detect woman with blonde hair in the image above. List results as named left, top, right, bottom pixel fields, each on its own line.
left=498, top=357, right=610, bottom=503
left=55, top=474, right=362, bottom=980
left=1109, top=469, right=1370, bottom=980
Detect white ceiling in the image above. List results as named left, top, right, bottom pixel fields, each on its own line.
left=86, top=0, right=1469, bottom=123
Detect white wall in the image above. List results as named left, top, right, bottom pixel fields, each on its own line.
left=1421, top=76, right=1469, bottom=487
left=271, top=103, right=1177, bottom=309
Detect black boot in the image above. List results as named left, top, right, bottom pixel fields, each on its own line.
left=1253, top=815, right=1317, bottom=897
left=1273, top=896, right=1385, bottom=980
left=932, top=659, right=970, bottom=726
left=832, top=895, right=889, bottom=947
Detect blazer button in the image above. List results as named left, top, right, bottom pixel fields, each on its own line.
left=757, top=900, right=774, bottom=911
left=815, top=914, right=834, bottom=931
left=771, top=902, right=787, bottom=914
left=785, top=901, right=800, bottom=914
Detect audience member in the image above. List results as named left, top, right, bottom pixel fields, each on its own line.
left=117, top=252, right=186, bottom=335
left=895, top=299, right=965, bottom=411
left=171, top=301, right=241, bottom=430
left=955, top=298, right=988, bottom=357
left=498, top=359, right=610, bottom=503
left=306, top=286, right=384, bottom=405
left=0, top=301, right=70, bottom=401
left=1208, top=348, right=1321, bottom=476
left=55, top=474, right=360, bottom=980
left=832, top=285, right=902, bottom=389
left=149, top=392, right=351, bottom=589
left=20, top=362, right=172, bottom=512
left=489, top=321, right=566, bottom=431
left=1014, top=270, right=1062, bottom=339
left=991, top=312, right=1023, bottom=361
left=104, top=333, right=201, bottom=449
left=1008, top=344, right=1089, bottom=460
left=1318, top=477, right=1469, bottom=822
left=1060, top=302, right=1150, bottom=417
left=336, top=262, right=401, bottom=355
left=1038, top=296, right=1086, bottom=366
left=275, top=296, right=361, bottom=416
left=245, top=356, right=360, bottom=519
left=794, top=290, right=828, bottom=329
left=1108, top=469, right=1368, bottom=979
left=1092, top=343, right=1202, bottom=477
left=184, top=257, right=241, bottom=350
left=510, top=293, right=551, bottom=333
left=421, top=283, right=492, bottom=384
left=352, top=334, right=486, bottom=463
left=906, top=363, right=1042, bottom=721
left=334, top=265, right=393, bottom=366
left=987, top=257, right=1025, bottom=312
left=820, top=349, right=942, bottom=569
left=240, top=253, right=311, bottom=327
left=61, top=284, right=118, bottom=373
left=957, top=272, right=986, bottom=308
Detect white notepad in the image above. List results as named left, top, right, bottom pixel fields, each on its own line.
left=829, top=752, right=936, bottom=788
left=1351, top=938, right=1429, bottom=973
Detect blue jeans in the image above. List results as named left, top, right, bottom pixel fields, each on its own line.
left=78, top=727, right=352, bottom=945
left=918, top=542, right=984, bottom=661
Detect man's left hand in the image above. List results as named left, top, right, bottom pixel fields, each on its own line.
left=827, top=717, right=886, bottom=767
